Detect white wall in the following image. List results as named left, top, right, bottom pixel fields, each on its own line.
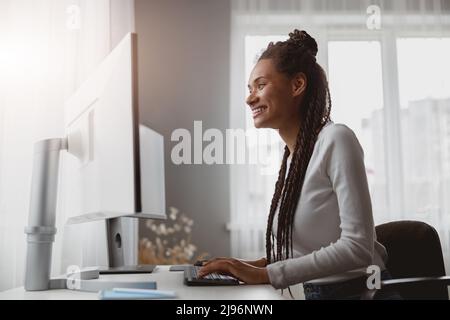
left=135, top=0, right=232, bottom=258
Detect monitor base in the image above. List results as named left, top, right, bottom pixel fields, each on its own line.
left=99, top=264, right=156, bottom=274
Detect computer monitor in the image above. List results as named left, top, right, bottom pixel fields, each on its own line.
left=24, top=33, right=166, bottom=291
left=63, top=32, right=166, bottom=270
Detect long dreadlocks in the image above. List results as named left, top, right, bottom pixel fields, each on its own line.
left=263, top=30, right=332, bottom=265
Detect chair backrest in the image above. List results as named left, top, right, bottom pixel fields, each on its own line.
left=376, top=220, right=448, bottom=299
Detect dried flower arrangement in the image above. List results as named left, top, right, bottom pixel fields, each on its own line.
left=139, top=206, right=209, bottom=265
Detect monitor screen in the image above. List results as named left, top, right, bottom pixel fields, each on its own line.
left=63, top=33, right=166, bottom=224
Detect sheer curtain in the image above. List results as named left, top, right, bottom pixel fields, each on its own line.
left=0, top=0, right=135, bottom=291
left=229, top=0, right=450, bottom=274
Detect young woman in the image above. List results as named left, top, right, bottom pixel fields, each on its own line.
left=198, top=30, right=399, bottom=300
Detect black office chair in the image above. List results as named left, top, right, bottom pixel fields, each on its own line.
left=362, top=220, right=450, bottom=300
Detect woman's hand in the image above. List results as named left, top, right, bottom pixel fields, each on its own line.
left=244, top=257, right=267, bottom=268
left=197, top=257, right=270, bottom=285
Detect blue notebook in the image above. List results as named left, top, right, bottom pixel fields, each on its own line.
left=99, top=288, right=176, bottom=300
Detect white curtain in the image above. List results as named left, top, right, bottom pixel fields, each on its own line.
left=0, top=0, right=135, bottom=291
left=229, top=0, right=450, bottom=275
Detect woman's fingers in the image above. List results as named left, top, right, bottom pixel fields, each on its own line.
left=202, top=257, right=233, bottom=266
left=198, top=258, right=268, bottom=285
left=198, top=259, right=235, bottom=278
left=198, top=260, right=223, bottom=276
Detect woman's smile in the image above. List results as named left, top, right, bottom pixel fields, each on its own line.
left=251, top=105, right=268, bottom=118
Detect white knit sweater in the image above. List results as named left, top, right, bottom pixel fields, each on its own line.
left=266, top=122, right=387, bottom=288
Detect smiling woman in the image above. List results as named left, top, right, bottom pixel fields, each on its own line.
left=199, top=29, right=400, bottom=300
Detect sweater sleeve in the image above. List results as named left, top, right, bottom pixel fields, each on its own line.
left=266, top=125, right=375, bottom=289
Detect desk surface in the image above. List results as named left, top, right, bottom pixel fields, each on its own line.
left=0, top=266, right=304, bottom=300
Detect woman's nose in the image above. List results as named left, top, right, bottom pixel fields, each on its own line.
left=246, top=92, right=258, bottom=106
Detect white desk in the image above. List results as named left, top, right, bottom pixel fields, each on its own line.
left=0, top=266, right=304, bottom=300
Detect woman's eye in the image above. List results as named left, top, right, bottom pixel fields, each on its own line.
left=258, top=83, right=266, bottom=90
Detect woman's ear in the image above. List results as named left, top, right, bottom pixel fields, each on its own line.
left=291, top=72, right=307, bottom=97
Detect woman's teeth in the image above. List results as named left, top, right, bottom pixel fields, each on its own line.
left=252, top=106, right=267, bottom=118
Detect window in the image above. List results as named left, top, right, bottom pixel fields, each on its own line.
left=397, top=38, right=450, bottom=109
left=328, top=41, right=387, bottom=225
left=231, top=0, right=450, bottom=275
left=397, top=38, right=450, bottom=255
left=236, top=34, right=450, bottom=266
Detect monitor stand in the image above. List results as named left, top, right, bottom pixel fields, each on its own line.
left=102, top=217, right=156, bottom=274
left=24, top=138, right=156, bottom=292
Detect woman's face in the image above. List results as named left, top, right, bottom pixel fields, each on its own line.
left=246, top=59, right=304, bottom=129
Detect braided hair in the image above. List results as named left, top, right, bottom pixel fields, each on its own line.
left=263, top=30, right=332, bottom=264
